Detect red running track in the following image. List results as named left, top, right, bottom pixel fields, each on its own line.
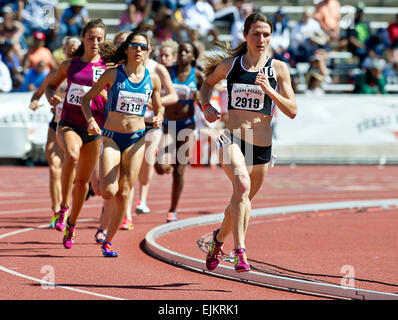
left=0, top=165, right=397, bottom=302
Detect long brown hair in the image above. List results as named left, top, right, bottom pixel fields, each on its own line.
left=72, top=18, right=109, bottom=58
left=103, top=31, right=149, bottom=65
left=203, top=12, right=273, bottom=77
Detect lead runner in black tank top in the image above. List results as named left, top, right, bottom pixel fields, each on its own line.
left=198, top=12, right=298, bottom=273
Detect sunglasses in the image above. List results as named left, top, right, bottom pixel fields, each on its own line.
left=128, top=42, right=148, bottom=51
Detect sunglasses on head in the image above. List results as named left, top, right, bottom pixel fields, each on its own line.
left=128, top=42, right=148, bottom=50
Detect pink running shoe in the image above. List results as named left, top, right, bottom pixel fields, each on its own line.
left=206, top=228, right=224, bottom=271
left=54, top=206, right=69, bottom=232
left=63, top=222, right=75, bottom=249
left=120, top=217, right=134, bottom=230
left=234, top=248, right=250, bottom=272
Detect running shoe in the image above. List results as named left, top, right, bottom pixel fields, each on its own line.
left=94, top=229, right=106, bottom=244
left=54, top=206, right=69, bottom=232
left=206, top=228, right=224, bottom=271
left=135, top=200, right=150, bottom=214
left=233, top=248, right=250, bottom=272
left=166, top=211, right=177, bottom=223
left=63, top=221, right=75, bottom=249
left=101, top=242, right=118, bottom=257
left=120, top=216, right=134, bottom=230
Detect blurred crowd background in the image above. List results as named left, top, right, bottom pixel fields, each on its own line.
left=0, top=0, right=398, bottom=96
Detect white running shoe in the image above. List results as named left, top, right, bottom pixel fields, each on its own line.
left=135, top=200, right=150, bottom=214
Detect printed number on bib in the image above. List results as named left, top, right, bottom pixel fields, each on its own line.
left=116, top=90, right=151, bottom=115
left=66, top=83, right=91, bottom=106
left=93, top=67, right=105, bottom=82
left=231, top=83, right=264, bottom=111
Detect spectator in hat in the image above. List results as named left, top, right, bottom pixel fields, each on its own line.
left=313, top=0, right=341, bottom=41
left=354, top=58, right=388, bottom=94
left=305, top=71, right=325, bottom=95
left=23, top=30, right=57, bottom=73
left=59, top=0, right=89, bottom=38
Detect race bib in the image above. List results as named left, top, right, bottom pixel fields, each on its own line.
left=66, top=82, right=91, bottom=106
left=174, top=83, right=193, bottom=101
left=115, top=90, right=152, bottom=115
left=93, top=67, right=105, bottom=82
left=231, top=83, right=264, bottom=111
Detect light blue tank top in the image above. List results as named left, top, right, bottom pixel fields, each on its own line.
left=105, top=64, right=153, bottom=119
left=169, top=64, right=197, bottom=106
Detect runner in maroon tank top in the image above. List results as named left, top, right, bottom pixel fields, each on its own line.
left=45, top=19, right=112, bottom=249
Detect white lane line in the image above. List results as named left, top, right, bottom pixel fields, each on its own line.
left=145, top=199, right=398, bottom=300
left=0, top=219, right=125, bottom=300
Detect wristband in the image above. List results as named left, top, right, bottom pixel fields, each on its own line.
left=201, top=103, right=212, bottom=112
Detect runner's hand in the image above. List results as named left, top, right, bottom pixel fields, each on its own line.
left=255, top=68, right=272, bottom=94
left=203, top=104, right=221, bottom=123
left=87, top=119, right=101, bottom=136
left=152, top=113, right=163, bottom=128
left=48, top=94, right=62, bottom=107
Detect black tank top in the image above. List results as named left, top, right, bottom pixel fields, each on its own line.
left=226, top=56, right=278, bottom=116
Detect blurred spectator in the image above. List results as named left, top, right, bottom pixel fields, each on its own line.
left=313, top=0, right=341, bottom=41
left=59, top=0, right=89, bottom=38
left=0, top=55, right=12, bottom=92
left=19, top=60, right=49, bottom=91
left=295, top=28, right=329, bottom=63
left=383, top=46, right=398, bottom=83
left=0, top=5, right=26, bottom=54
left=337, top=2, right=370, bottom=64
left=290, top=7, right=322, bottom=61
left=113, top=31, right=130, bottom=48
left=308, top=52, right=329, bottom=82
left=180, top=0, right=219, bottom=42
left=0, top=41, right=23, bottom=86
left=152, top=0, right=176, bottom=13
left=118, top=0, right=152, bottom=32
left=16, top=0, right=60, bottom=51
left=210, top=0, right=239, bottom=29
left=52, top=35, right=81, bottom=64
left=387, top=13, right=398, bottom=46
left=362, top=28, right=391, bottom=69
left=153, top=4, right=179, bottom=41
left=269, top=8, right=291, bottom=63
left=230, top=2, right=253, bottom=48
left=23, top=30, right=57, bottom=73
left=158, top=38, right=178, bottom=67
left=354, top=58, right=387, bottom=94
left=305, top=71, right=325, bottom=95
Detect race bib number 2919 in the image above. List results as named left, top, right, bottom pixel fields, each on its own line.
left=231, top=83, right=264, bottom=111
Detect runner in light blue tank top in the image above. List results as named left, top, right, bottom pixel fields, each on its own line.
left=81, top=31, right=164, bottom=258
